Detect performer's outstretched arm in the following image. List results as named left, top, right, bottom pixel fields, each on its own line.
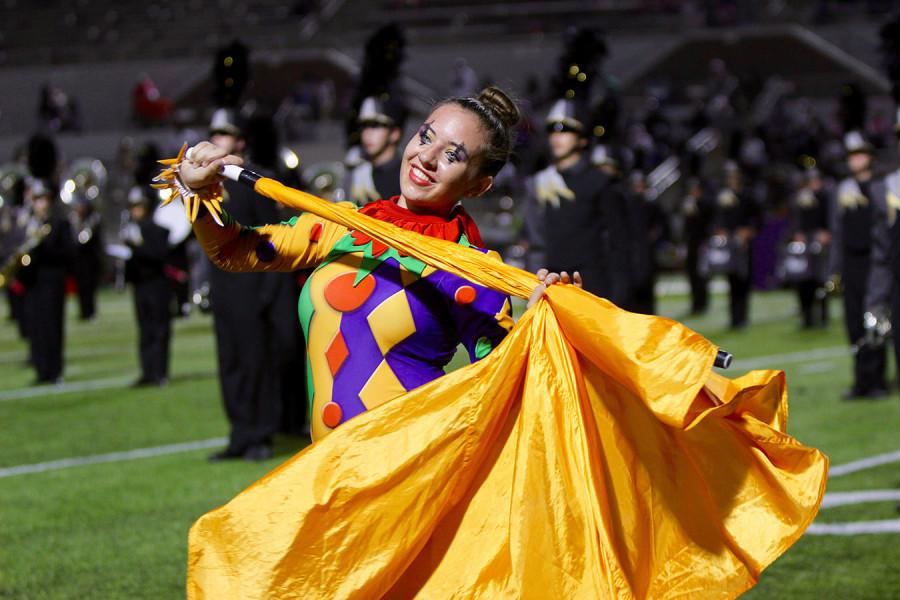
left=192, top=205, right=347, bottom=273
left=166, top=140, right=348, bottom=273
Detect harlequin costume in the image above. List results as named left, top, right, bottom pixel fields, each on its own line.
left=155, top=151, right=828, bottom=599
left=192, top=193, right=513, bottom=440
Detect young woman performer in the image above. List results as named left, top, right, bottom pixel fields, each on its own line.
left=178, top=87, right=579, bottom=440
left=163, top=88, right=825, bottom=600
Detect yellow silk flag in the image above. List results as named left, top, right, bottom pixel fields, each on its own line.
left=187, top=178, right=828, bottom=599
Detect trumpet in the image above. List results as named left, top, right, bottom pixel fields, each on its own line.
left=0, top=222, right=52, bottom=289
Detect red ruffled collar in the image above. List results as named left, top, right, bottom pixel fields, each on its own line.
left=356, top=197, right=484, bottom=247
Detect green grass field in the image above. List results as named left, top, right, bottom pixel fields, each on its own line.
left=1, top=284, right=898, bottom=599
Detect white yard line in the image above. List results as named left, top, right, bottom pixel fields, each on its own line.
left=809, top=454, right=900, bottom=536
left=807, top=520, right=900, bottom=535
left=0, top=369, right=216, bottom=402
left=797, top=361, right=837, bottom=374
left=822, top=490, right=900, bottom=508
left=734, top=345, right=847, bottom=370
left=1, top=333, right=213, bottom=364
left=829, top=450, right=900, bottom=477
left=0, top=346, right=117, bottom=364
left=0, top=438, right=227, bottom=478
left=0, top=375, right=134, bottom=401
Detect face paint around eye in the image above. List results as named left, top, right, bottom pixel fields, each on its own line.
left=446, top=144, right=469, bottom=164
left=418, top=122, right=435, bottom=144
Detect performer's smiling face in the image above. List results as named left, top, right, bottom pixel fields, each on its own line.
left=398, top=103, right=493, bottom=216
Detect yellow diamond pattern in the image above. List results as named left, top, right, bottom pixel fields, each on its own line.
left=358, top=359, right=406, bottom=410
left=366, top=289, right=416, bottom=355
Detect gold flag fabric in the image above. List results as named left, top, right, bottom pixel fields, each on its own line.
left=186, top=178, right=828, bottom=599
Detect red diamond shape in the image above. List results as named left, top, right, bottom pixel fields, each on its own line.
left=325, top=331, right=349, bottom=376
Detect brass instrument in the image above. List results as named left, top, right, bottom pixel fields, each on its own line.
left=0, top=222, right=52, bottom=289
left=61, top=157, right=108, bottom=244
left=60, top=158, right=108, bottom=207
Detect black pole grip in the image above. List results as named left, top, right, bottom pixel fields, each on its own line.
left=238, top=168, right=262, bottom=187
left=217, top=163, right=262, bottom=187
left=714, top=349, right=733, bottom=369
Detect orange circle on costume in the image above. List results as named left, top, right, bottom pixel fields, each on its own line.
left=324, top=272, right=376, bottom=312
left=454, top=285, right=477, bottom=305
left=322, top=402, right=343, bottom=428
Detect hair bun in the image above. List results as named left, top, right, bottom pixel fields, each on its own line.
left=477, top=87, right=520, bottom=130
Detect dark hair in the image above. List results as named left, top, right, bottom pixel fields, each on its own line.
left=440, top=86, right=520, bottom=177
